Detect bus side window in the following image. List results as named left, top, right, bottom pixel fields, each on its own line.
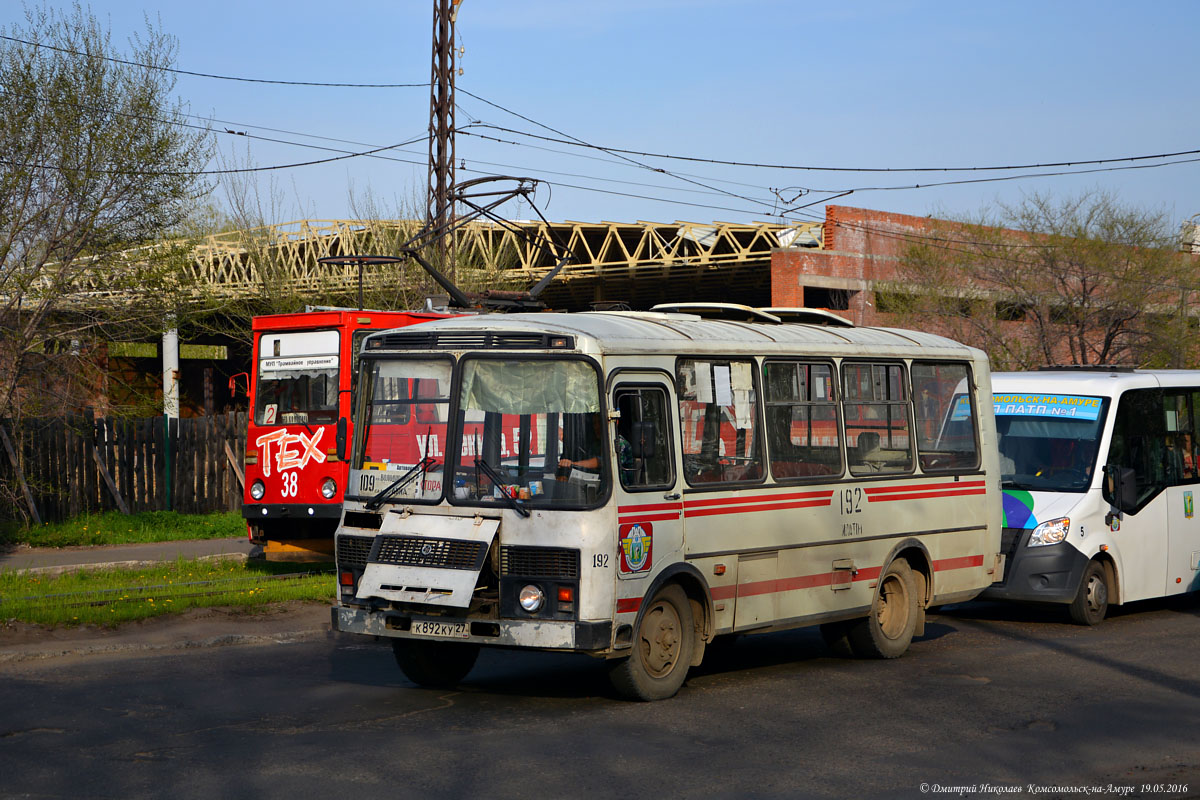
left=676, top=359, right=764, bottom=485
left=1107, top=388, right=1167, bottom=508
left=1163, top=389, right=1199, bottom=485
left=614, top=386, right=674, bottom=491
left=842, top=362, right=913, bottom=475
left=911, top=361, right=979, bottom=472
left=763, top=361, right=842, bottom=480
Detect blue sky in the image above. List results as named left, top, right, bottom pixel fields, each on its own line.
left=5, top=1, right=1199, bottom=229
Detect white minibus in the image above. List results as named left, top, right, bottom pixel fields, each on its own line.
left=331, top=306, right=1003, bottom=700
left=986, top=368, right=1200, bottom=624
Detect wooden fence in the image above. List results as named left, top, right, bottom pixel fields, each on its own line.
left=0, top=412, right=248, bottom=524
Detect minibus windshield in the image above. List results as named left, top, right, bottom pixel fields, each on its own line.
left=449, top=357, right=606, bottom=509
left=993, top=393, right=1109, bottom=493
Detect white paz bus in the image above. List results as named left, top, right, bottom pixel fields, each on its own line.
left=986, top=368, right=1200, bottom=624
left=330, top=305, right=1003, bottom=700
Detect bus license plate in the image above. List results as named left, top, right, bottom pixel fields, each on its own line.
left=410, top=619, right=470, bottom=639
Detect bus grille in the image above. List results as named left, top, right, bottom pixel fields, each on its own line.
left=374, top=535, right=487, bottom=571
left=337, top=535, right=374, bottom=570
left=500, top=546, right=580, bottom=579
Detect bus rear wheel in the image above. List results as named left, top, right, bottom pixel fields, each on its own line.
left=392, top=638, right=480, bottom=689
left=1068, top=560, right=1109, bottom=626
left=608, top=584, right=694, bottom=701
left=848, top=557, right=919, bottom=659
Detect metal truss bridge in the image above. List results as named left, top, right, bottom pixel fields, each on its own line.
left=84, top=217, right=825, bottom=312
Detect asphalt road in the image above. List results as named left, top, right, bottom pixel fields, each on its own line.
left=2, top=596, right=1199, bottom=800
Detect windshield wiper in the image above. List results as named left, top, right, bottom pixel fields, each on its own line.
left=364, top=456, right=438, bottom=510
left=474, top=458, right=530, bottom=518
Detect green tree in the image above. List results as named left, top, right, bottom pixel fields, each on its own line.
left=0, top=3, right=214, bottom=425
left=886, top=191, right=1195, bottom=370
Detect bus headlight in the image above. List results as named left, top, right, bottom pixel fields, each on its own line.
left=518, top=584, right=545, bottom=613
left=1028, top=517, right=1069, bottom=547
left=250, top=480, right=265, bottom=501
left=321, top=478, right=337, bottom=499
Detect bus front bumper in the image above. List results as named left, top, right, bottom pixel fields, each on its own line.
left=331, top=606, right=613, bottom=652
left=980, top=534, right=1089, bottom=604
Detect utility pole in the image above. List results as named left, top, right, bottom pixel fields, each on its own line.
left=427, top=0, right=462, bottom=281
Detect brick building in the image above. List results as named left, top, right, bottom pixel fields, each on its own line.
left=771, top=205, right=939, bottom=326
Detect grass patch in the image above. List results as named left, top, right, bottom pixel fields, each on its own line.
left=0, top=557, right=333, bottom=627
left=0, top=510, right=245, bottom=549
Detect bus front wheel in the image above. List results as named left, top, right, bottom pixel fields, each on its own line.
left=848, top=557, right=919, bottom=659
left=1068, top=560, right=1109, bottom=626
left=608, top=584, right=694, bottom=701
left=392, top=639, right=480, bottom=689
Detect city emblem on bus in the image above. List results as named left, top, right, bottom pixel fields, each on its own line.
left=1186, top=491, right=1194, bottom=519
left=619, top=523, right=653, bottom=574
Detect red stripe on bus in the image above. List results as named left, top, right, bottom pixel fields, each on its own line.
left=711, top=584, right=737, bottom=601
left=672, top=558, right=979, bottom=607
left=865, top=480, right=986, bottom=496
left=617, top=502, right=684, bottom=514
left=685, top=490, right=833, bottom=509
left=933, top=554, right=985, bottom=571
left=618, top=512, right=682, bottom=524
left=684, top=498, right=833, bottom=518
left=866, top=488, right=988, bottom=502
left=616, top=597, right=642, bottom=614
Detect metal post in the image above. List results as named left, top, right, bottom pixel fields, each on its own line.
left=427, top=0, right=461, bottom=281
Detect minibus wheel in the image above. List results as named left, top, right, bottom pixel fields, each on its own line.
left=608, top=584, right=694, bottom=701
left=392, top=639, right=480, bottom=689
left=847, top=558, right=919, bottom=659
left=1068, top=560, right=1109, bottom=626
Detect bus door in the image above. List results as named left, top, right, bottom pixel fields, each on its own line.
left=610, top=377, right=683, bottom=600
left=1162, top=389, right=1200, bottom=595
left=1107, top=389, right=1171, bottom=602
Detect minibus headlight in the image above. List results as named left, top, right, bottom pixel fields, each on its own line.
left=518, top=584, right=545, bottom=613
left=321, top=478, right=337, bottom=499
left=1028, top=517, right=1070, bottom=547
left=250, top=480, right=266, bottom=501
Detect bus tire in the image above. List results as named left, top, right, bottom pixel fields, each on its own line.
left=392, top=638, right=480, bottom=689
left=819, top=621, right=855, bottom=658
left=1068, top=560, right=1109, bottom=626
left=848, top=557, right=919, bottom=659
left=608, top=584, right=694, bottom=701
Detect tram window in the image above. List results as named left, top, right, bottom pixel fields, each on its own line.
left=843, top=362, right=913, bottom=475
left=763, top=361, right=842, bottom=480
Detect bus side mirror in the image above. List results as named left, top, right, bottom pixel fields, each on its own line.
left=631, top=421, right=656, bottom=460
left=336, top=417, right=348, bottom=462
left=1103, top=465, right=1137, bottom=513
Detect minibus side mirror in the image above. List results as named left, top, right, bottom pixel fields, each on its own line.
left=630, top=421, right=656, bottom=460
left=1103, top=465, right=1137, bottom=513
left=336, top=417, right=348, bottom=462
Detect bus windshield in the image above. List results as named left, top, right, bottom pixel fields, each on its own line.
left=350, top=358, right=453, bottom=503
left=449, top=357, right=605, bottom=509
left=994, top=393, right=1109, bottom=493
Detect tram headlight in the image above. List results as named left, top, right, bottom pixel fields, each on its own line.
left=518, top=584, right=545, bottom=613
left=321, top=478, right=337, bottom=499
left=1028, top=517, right=1070, bottom=547
left=250, top=480, right=265, bottom=501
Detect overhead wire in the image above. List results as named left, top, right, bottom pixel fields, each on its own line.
left=7, top=30, right=1197, bottom=257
